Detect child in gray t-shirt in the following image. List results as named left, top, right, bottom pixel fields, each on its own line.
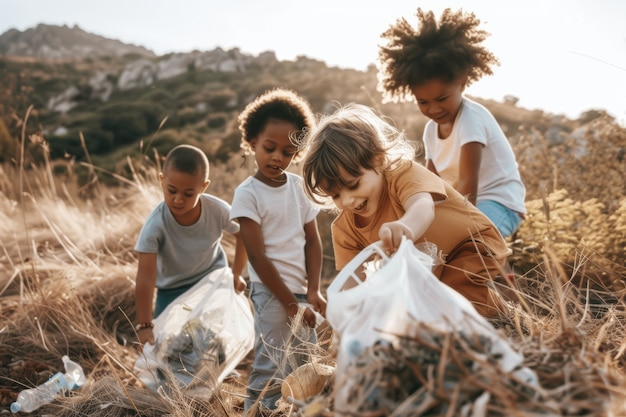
left=133, top=144, right=247, bottom=348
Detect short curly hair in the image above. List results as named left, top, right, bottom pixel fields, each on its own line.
left=237, top=88, right=315, bottom=153
left=377, top=8, right=499, bottom=103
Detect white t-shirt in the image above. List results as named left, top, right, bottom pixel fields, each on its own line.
left=134, top=193, right=239, bottom=289
left=423, top=97, right=526, bottom=214
left=230, top=172, right=320, bottom=294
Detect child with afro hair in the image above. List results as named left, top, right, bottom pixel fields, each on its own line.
left=377, top=8, right=526, bottom=239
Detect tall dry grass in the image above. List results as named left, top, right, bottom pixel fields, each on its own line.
left=1, top=114, right=626, bottom=416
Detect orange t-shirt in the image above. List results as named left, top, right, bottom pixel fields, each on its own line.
left=332, top=160, right=509, bottom=270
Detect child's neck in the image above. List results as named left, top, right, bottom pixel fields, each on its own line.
left=172, top=202, right=202, bottom=226
left=438, top=122, right=454, bottom=139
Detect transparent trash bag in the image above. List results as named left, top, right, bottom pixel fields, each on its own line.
left=326, top=238, right=537, bottom=414
left=134, top=266, right=254, bottom=396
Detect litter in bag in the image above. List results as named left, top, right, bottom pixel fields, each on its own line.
left=134, top=266, right=254, bottom=397
left=326, top=238, right=537, bottom=415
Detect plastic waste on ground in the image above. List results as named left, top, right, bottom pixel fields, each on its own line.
left=10, top=355, right=86, bottom=414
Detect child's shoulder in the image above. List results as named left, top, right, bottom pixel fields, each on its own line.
left=145, top=200, right=167, bottom=219
left=199, top=193, right=231, bottom=210
left=387, top=159, right=423, bottom=175
left=386, top=159, right=440, bottom=186
left=286, top=171, right=304, bottom=183
left=234, top=175, right=256, bottom=190
left=460, top=97, right=497, bottom=121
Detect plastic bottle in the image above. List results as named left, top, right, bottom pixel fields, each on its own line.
left=10, top=355, right=86, bottom=414
left=61, top=355, right=87, bottom=389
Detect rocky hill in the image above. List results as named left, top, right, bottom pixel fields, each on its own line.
left=0, top=24, right=155, bottom=59
left=0, top=24, right=616, bottom=175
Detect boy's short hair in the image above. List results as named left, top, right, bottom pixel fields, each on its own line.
left=162, top=144, right=210, bottom=181
left=237, top=88, right=315, bottom=152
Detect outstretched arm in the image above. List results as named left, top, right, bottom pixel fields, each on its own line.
left=379, top=192, right=435, bottom=253
left=456, top=141, right=483, bottom=205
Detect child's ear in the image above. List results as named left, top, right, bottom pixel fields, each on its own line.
left=249, top=138, right=257, bottom=152
left=202, top=179, right=211, bottom=192
left=159, top=172, right=164, bottom=183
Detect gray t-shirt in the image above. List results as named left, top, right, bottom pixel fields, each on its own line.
left=135, top=193, right=239, bottom=289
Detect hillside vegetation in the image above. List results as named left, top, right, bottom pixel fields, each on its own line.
left=1, top=25, right=626, bottom=416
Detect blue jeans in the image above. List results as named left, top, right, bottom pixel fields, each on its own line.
left=477, top=200, right=523, bottom=238
left=245, top=282, right=316, bottom=414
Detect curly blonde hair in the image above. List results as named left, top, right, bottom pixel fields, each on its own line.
left=377, top=8, right=499, bottom=103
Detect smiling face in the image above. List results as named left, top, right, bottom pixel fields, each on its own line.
left=324, top=166, right=385, bottom=227
left=160, top=168, right=209, bottom=225
left=250, top=119, right=299, bottom=187
left=411, top=76, right=466, bottom=130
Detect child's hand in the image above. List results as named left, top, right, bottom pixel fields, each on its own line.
left=287, top=303, right=318, bottom=328
left=233, top=275, right=247, bottom=293
left=302, top=306, right=318, bottom=328
left=137, top=328, right=155, bottom=350
left=307, top=290, right=327, bottom=318
left=379, top=221, right=414, bottom=253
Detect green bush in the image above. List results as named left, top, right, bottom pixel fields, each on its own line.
left=99, top=101, right=166, bottom=145
left=176, top=107, right=205, bottom=125
left=214, top=130, right=242, bottom=162
left=208, top=89, right=238, bottom=111
left=207, top=112, right=228, bottom=129
left=48, top=135, right=84, bottom=159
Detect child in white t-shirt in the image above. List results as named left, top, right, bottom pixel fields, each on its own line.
left=230, top=88, right=326, bottom=414
left=377, top=8, right=526, bottom=238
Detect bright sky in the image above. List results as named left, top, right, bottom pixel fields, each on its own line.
left=2, top=0, right=626, bottom=124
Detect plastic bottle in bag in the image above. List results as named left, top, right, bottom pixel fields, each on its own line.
left=10, top=355, right=86, bottom=414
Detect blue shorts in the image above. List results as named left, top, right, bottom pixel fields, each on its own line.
left=154, top=282, right=196, bottom=318
left=477, top=200, right=523, bottom=238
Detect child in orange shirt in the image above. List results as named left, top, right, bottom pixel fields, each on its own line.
left=300, top=103, right=509, bottom=317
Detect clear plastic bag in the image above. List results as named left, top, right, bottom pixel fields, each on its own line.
left=326, top=238, right=537, bottom=414
left=134, top=266, right=254, bottom=396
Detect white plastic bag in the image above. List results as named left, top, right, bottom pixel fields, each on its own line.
left=326, top=238, right=536, bottom=414
left=134, top=266, right=254, bottom=396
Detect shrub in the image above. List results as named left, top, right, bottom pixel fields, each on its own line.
left=207, top=112, right=228, bottom=129
left=214, top=130, right=241, bottom=162
left=176, top=106, right=205, bottom=126
left=99, top=102, right=166, bottom=146
left=207, top=88, right=238, bottom=111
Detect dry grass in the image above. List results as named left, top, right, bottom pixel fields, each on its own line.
left=1, top=116, right=626, bottom=415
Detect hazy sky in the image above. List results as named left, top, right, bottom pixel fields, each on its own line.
left=2, top=0, right=625, bottom=123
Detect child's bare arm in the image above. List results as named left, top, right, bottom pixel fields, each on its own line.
left=304, top=219, right=326, bottom=322
left=456, top=142, right=483, bottom=205
left=135, top=252, right=157, bottom=346
left=237, top=217, right=300, bottom=317
left=379, top=192, right=435, bottom=252
left=231, top=231, right=248, bottom=293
